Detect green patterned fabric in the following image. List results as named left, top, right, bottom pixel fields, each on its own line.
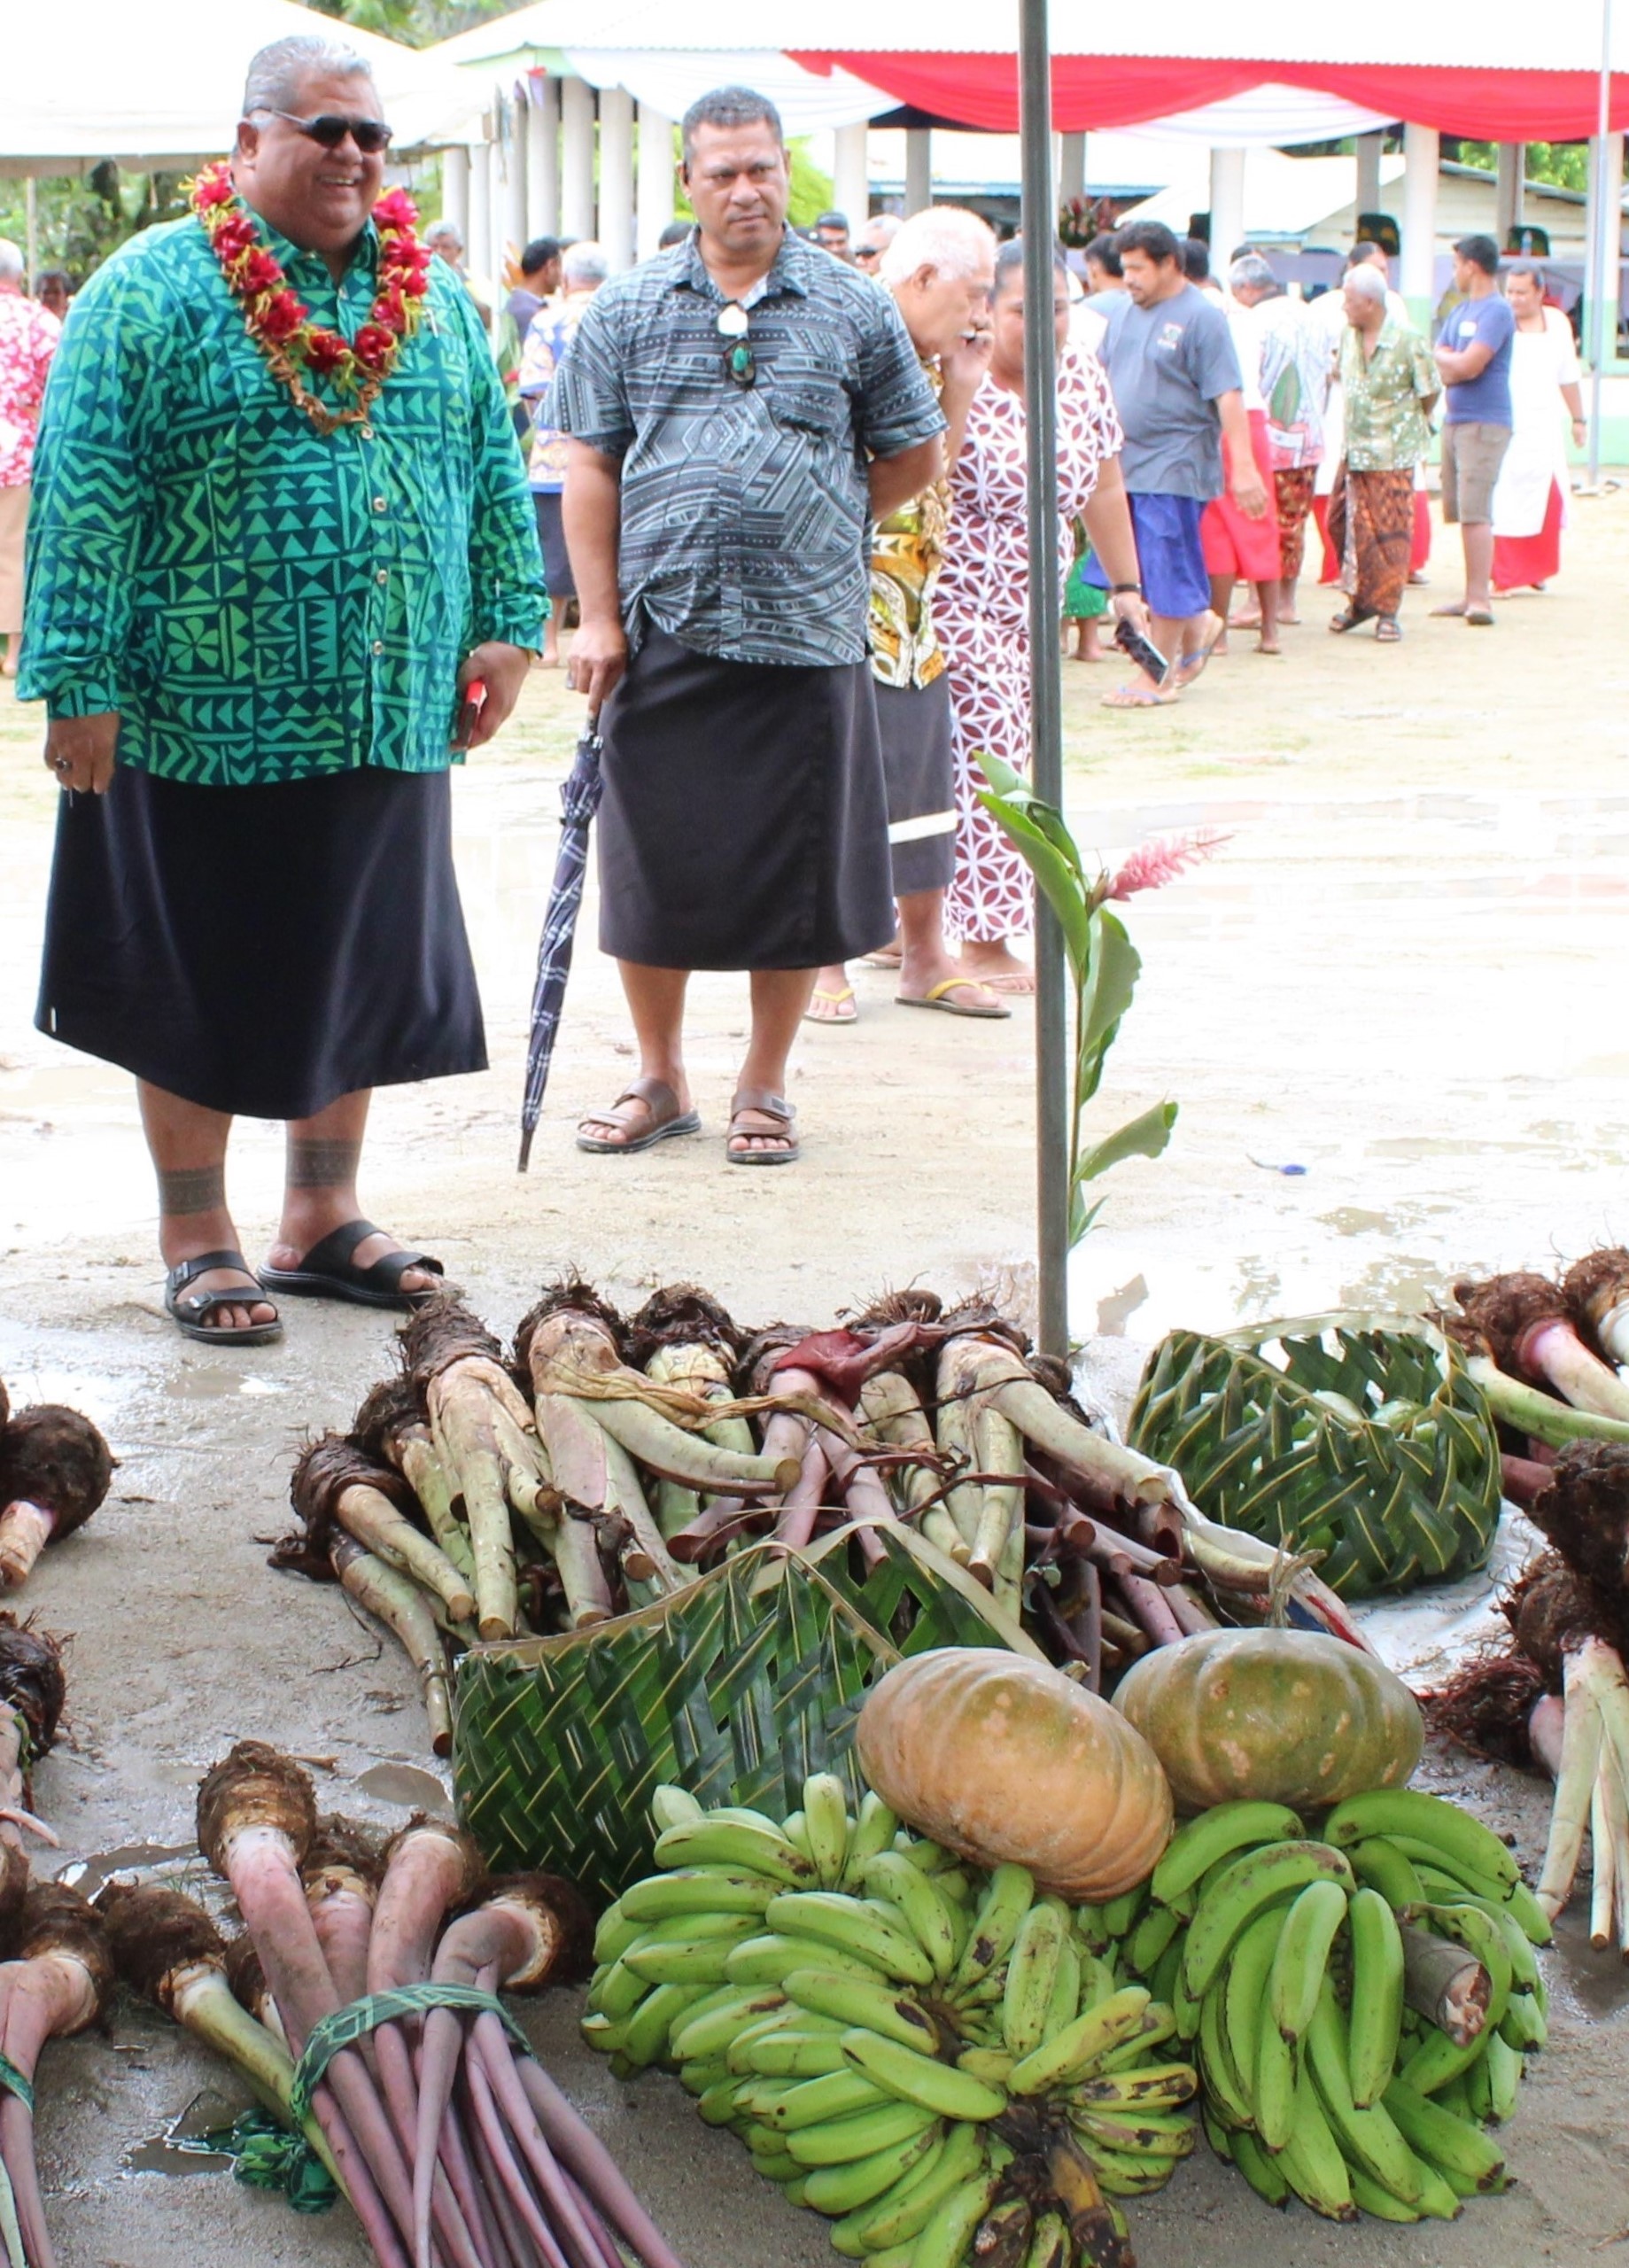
left=19, top=206, right=547, bottom=786
left=289, top=1983, right=531, bottom=2126
left=198, top=2109, right=337, bottom=2214
left=0, top=2055, right=33, bottom=2115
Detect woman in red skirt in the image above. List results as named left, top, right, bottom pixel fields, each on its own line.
left=1492, top=265, right=1586, bottom=594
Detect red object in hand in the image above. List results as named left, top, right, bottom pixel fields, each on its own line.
left=454, top=677, right=487, bottom=750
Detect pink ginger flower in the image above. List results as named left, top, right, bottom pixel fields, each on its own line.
left=1101, top=829, right=1230, bottom=903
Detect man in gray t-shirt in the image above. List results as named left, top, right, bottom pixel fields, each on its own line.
left=1100, top=221, right=1265, bottom=705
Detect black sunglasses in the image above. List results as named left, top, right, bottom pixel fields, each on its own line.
left=265, top=110, right=394, bottom=154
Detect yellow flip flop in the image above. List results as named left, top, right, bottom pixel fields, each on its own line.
left=896, top=977, right=1011, bottom=1020
left=803, top=985, right=857, bottom=1025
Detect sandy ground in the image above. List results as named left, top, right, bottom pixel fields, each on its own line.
left=1, top=492, right=1628, bottom=2264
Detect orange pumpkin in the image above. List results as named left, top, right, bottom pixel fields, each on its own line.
left=856, top=1648, right=1173, bottom=1899
left=1112, top=1627, right=1423, bottom=1814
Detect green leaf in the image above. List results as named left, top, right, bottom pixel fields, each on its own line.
left=975, top=791, right=1091, bottom=970
left=1074, top=1100, right=1178, bottom=1188
left=1080, top=911, right=1141, bottom=1060
left=972, top=752, right=1084, bottom=879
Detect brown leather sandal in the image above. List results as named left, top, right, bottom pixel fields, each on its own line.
left=576, top=1076, right=701, bottom=1154
left=726, top=1087, right=799, bottom=1167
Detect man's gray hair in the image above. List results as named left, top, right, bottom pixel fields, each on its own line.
left=1229, top=252, right=1277, bottom=295
left=562, top=238, right=611, bottom=285
left=880, top=206, right=996, bottom=288
left=243, top=35, right=373, bottom=120
left=0, top=240, right=23, bottom=284
left=680, top=86, right=784, bottom=164
left=425, top=219, right=464, bottom=251
left=1346, top=263, right=1387, bottom=304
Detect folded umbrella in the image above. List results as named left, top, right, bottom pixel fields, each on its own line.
left=517, top=719, right=604, bottom=1171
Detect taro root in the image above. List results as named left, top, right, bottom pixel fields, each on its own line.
left=282, top=1432, right=476, bottom=1627
left=0, top=1616, right=67, bottom=1852
left=1530, top=1440, right=1629, bottom=1620
left=1423, top=1651, right=1546, bottom=1770
left=1506, top=1552, right=1609, bottom=1686
left=0, top=1405, right=116, bottom=1588
left=302, top=1814, right=384, bottom=2008
left=0, top=1884, right=114, bottom=2264
left=1563, top=1247, right=1629, bottom=1370
left=1454, top=1270, right=1629, bottom=1424
left=353, top=1375, right=470, bottom=1581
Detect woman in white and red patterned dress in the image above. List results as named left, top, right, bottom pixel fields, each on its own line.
left=936, top=242, right=1140, bottom=987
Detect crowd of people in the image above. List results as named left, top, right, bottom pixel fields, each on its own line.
left=0, top=45, right=1598, bottom=1336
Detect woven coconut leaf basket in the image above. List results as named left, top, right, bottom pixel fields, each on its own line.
left=1127, top=1312, right=1501, bottom=1599
left=452, top=1522, right=1037, bottom=1903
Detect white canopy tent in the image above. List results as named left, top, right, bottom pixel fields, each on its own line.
left=0, top=0, right=483, bottom=175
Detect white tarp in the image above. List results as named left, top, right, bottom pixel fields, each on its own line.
left=0, top=0, right=482, bottom=170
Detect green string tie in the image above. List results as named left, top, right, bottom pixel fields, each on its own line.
left=289, top=1983, right=532, bottom=2127
left=199, top=2108, right=338, bottom=2215
left=0, top=2058, right=33, bottom=2117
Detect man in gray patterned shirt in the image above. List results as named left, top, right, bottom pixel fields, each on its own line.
left=555, top=86, right=944, bottom=1167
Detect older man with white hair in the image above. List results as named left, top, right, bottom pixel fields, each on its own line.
left=21, top=34, right=543, bottom=1341
left=0, top=237, right=61, bottom=677
left=809, top=203, right=1008, bottom=1025
left=1326, top=261, right=1439, bottom=641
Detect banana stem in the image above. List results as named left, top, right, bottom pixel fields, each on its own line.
left=1398, top=1925, right=1489, bottom=2044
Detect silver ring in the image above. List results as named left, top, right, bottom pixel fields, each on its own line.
left=51, top=757, right=71, bottom=773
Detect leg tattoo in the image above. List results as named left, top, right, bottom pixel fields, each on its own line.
left=286, top=1138, right=362, bottom=1191
left=158, top=1163, right=226, bottom=1217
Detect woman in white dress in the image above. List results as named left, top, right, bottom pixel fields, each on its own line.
left=1492, top=263, right=1586, bottom=594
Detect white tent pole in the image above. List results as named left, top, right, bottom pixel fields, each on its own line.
left=469, top=136, right=493, bottom=312
left=1400, top=122, right=1439, bottom=326
left=1590, top=0, right=1616, bottom=488
left=503, top=90, right=529, bottom=266
left=441, top=143, right=469, bottom=237
left=635, top=103, right=674, bottom=260
left=599, top=87, right=635, bottom=270
left=561, top=74, right=597, bottom=240
left=1209, top=146, right=1245, bottom=268
left=1059, top=130, right=1085, bottom=207
left=904, top=127, right=932, bottom=214
left=833, top=121, right=869, bottom=227
left=527, top=78, right=558, bottom=238
left=1354, top=129, right=1382, bottom=223
left=487, top=136, right=506, bottom=293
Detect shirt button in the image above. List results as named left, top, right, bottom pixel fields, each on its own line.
left=361, top=424, right=376, bottom=440
left=372, top=495, right=387, bottom=513
left=376, top=568, right=389, bottom=586
left=372, top=639, right=384, bottom=656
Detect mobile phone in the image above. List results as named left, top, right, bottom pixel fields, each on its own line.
left=1112, top=617, right=1173, bottom=687
left=453, top=677, right=487, bottom=750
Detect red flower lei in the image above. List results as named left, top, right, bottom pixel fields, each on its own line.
left=190, top=160, right=433, bottom=435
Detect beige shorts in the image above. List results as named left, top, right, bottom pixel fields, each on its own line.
left=0, top=482, right=27, bottom=636
left=1440, top=422, right=1511, bottom=525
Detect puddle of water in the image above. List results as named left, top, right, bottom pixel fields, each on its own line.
left=163, top=1368, right=287, bottom=1400
left=1318, top=1208, right=1399, bottom=1238
left=60, top=1838, right=198, bottom=1901
left=355, top=1761, right=454, bottom=1814
left=123, top=2087, right=244, bottom=2179
left=1545, top=1907, right=1629, bottom=2020
left=1094, top=1274, right=1149, bottom=1338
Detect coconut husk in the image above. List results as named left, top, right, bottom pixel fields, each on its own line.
left=623, top=1285, right=743, bottom=1370
left=0, top=1615, right=66, bottom=1758
left=402, top=1293, right=507, bottom=1395
left=1451, top=1272, right=1568, bottom=1379
left=197, top=1742, right=317, bottom=1877
left=0, top=1406, right=116, bottom=1538
left=476, top=1870, right=595, bottom=1989
left=1422, top=1650, right=1547, bottom=1769
left=1530, top=1440, right=1629, bottom=1617
left=97, top=1883, right=225, bottom=2008
left=18, top=1883, right=114, bottom=2021
left=1561, top=1247, right=1629, bottom=1356
left=511, top=1280, right=625, bottom=1381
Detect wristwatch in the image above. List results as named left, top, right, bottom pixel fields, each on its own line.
left=1111, top=582, right=1143, bottom=596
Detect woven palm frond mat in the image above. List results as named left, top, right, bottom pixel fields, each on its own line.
left=1129, top=1311, right=1501, bottom=1600
left=453, top=1524, right=1034, bottom=1901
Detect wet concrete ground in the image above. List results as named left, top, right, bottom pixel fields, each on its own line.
left=2, top=493, right=1628, bottom=2263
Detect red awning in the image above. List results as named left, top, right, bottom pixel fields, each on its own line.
left=792, top=52, right=1629, bottom=141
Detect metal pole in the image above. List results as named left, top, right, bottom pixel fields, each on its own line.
left=1591, top=0, right=1614, bottom=489
left=1018, top=0, right=1070, bottom=1358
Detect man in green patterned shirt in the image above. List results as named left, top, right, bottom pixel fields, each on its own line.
left=20, top=35, right=546, bottom=1343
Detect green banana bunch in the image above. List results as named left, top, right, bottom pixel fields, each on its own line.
left=1093, top=1790, right=1543, bottom=2228
left=582, top=1778, right=1193, bottom=2268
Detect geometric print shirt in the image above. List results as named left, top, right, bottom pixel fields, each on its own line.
left=18, top=208, right=546, bottom=787
left=0, top=287, right=61, bottom=488
left=547, top=227, right=944, bottom=669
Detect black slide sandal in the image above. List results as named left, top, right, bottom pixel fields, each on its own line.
left=165, top=1249, right=283, bottom=1345
left=259, top=1218, right=446, bottom=1310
